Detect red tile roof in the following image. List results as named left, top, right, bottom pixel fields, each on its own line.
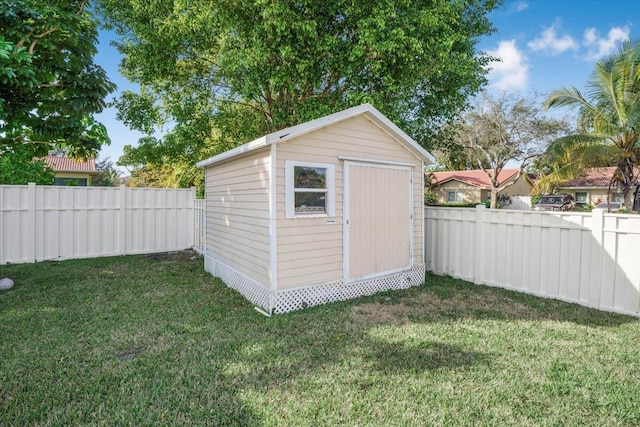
left=430, top=168, right=522, bottom=188
left=41, top=156, right=97, bottom=173
left=561, top=167, right=639, bottom=188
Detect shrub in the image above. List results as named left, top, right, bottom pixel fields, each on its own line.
left=424, top=190, right=438, bottom=205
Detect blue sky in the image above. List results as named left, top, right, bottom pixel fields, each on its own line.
left=94, top=0, right=639, bottom=169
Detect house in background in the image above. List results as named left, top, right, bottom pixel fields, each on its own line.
left=42, top=156, right=98, bottom=186
left=429, top=168, right=532, bottom=204
left=557, top=167, right=637, bottom=205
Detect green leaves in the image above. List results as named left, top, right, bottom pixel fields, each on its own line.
left=96, top=0, right=499, bottom=189
left=0, top=145, right=55, bottom=185
left=538, top=41, right=640, bottom=207
left=0, top=0, right=115, bottom=159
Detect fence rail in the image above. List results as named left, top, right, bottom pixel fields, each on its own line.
left=0, top=184, right=200, bottom=264
left=425, top=205, right=640, bottom=317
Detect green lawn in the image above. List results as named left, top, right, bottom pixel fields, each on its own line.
left=1, top=253, right=639, bottom=426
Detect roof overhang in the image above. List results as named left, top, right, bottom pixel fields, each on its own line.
left=196, top=103, right=436, bottom=168
left=435, top=176, right=486, bottom=188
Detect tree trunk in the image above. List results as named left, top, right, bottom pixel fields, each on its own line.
left=623, top=185, right=633, bottom=211
left=490, top=189, right=498, bottom=209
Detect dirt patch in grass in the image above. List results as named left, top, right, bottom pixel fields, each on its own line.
left=146, top=249, right=200, bottom=262
left=352, top=288, right=543, bottom=326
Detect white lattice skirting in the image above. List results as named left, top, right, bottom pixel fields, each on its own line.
left=204, top=255, right=426, bottom=314
left=204, top=255, right=272, bottom=310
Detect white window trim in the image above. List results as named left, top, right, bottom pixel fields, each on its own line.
left=447, top=191, right=462, bottom=203
left=575, top=191, right=589, bottom=203
left=285, top=160, right=336, bottom=218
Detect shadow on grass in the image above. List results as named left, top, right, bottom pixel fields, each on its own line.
left=1, top=254, right=638, bottom=425
left=414, top=272, right=637, bottom=327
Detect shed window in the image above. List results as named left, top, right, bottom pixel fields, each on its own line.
left=286, top=161, right=335, bottom=218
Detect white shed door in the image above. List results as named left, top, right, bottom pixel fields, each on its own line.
left=344, top=162, right=412, bottom=281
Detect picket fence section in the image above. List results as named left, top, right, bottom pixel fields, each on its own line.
left=425, top=206, right=640, bottom=316
left=0, top=183, right=198, bottom=264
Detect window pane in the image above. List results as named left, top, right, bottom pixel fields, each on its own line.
left=294, top=166, right=326, bottom=189
left=295, top=191, right=326, bottom=214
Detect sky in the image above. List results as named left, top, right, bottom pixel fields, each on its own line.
left=93, top=0, right=639, bottom=170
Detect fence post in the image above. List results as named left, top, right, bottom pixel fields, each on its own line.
left=473, top=204, right=485, bottom=285
left=27, top=182, right=36, bottom=263
left=190, top=186, right=197, bottom=248
left=589, top=208, right=605, bottom=309
left=119, top=184, right=126, bottom=255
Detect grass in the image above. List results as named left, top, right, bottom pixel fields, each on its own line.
left=1, top=252, right=640, bottom=426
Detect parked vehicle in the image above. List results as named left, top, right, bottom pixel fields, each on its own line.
left=596, top=201, right=623, bottom=211
left=533, top=194, right=575, bottom=211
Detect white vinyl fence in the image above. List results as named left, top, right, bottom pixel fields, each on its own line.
left=194, top=198, right=206, bottom=255
left=425, top=206, right=640, bottom=317
left=0, top=183, right=200, bottom=264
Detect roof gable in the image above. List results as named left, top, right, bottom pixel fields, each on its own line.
left=196, top=104, right=435, bottom=168
left=431, top=169, right=522, bottom=189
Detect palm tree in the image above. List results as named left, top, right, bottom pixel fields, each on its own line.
left=533, top=41, right=640, bottom=210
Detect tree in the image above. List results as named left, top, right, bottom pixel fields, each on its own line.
left=0, top=146, right=55, bottom=185
left=533, top=41, right=640, bottom=210
left=91, top=157, right=121, bottom=187
left=450, top=92, right=571, bottom=208
left=0, top=0, right=116, bottom=160
left=96, top=0, right=500, bottom=188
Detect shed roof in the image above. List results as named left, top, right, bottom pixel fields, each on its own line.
left=430, top=168, right=522, bottom=189
left=41, top=156, right=98, bottom=174
left=196, top=104, right=435, bottom=168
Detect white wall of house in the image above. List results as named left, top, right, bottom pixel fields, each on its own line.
left=425, top=206, right=640, bottom=317
left=559, top=188, right=625, bottom=206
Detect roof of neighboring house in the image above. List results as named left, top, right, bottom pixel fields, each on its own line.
left=196, top=103, right=436, bottom=168
left=42, top=156, right=98, bottom=174
left=430, top=168, right=523, bottom=189
left=560, top=167, right=626, bottom=188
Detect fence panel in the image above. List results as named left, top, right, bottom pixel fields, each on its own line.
left=0, top=184, right=199, bottom=264
left=194, top=199, right=206, bottom=254
left=425, top=206, right=640, bottom=317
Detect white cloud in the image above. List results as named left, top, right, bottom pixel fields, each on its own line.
left=528, top=22, right=579, bottom=55
left=583, top=26, right=630, bottom=61
left=507, top=1, right=529, bottom=14
left=486, top=40, right=529, bottom=91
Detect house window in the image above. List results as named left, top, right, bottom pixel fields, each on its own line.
left=613, top=193, right=624, bottom=203
left=575, top=192, right=588, bottom=203
left=447, top=191, right=463, bottom=203
left=54, top=177, right=87, bottom=186
left=285, top=161, right=335, bottom=218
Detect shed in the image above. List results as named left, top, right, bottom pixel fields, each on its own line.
left=196, top=104, right=435, bottom=314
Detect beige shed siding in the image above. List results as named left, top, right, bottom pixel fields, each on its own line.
left=275, top=115, right=424, bottom=289
left=205, top=149, right=271, bottom=286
